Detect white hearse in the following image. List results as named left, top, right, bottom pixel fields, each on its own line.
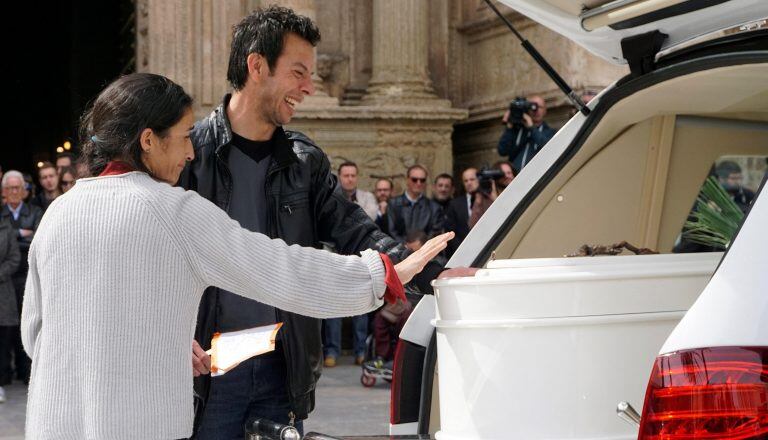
left=384, top=2, right=768, bottom=440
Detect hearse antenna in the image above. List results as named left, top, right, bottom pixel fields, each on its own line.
left=482, top=0, right=591, bottom=116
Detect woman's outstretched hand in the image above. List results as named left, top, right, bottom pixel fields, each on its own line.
left=394, top=231, right=455, bottom=285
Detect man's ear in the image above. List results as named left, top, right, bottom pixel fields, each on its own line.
left=139, top=128, right=154, bottom=153
left=247, top=53, right=267, bottom=83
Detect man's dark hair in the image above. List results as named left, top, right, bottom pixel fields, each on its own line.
left=434, top=173, right=453, bottom=185
left=493, top=160, right=516, bottom=176
left=715, top=160, right=742, bottom=179
left=405, top=229, right=427, bottom=245
left=337, top=161, right=358, bottom=174
left=79, top=73, right=193, bottom=177
left=227, top=6, right=321, bottom=91
left=38, top=161, right=57, bottom=176
left=56, top=152, right=76, bottom=162
left=407, top=164, right=428, bottom=178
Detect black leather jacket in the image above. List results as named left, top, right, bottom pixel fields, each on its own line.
left=386, top=193, right=445, bottom=243
left=179, top=94, right=402, bottom=423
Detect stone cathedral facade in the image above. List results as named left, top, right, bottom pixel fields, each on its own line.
left=136, top=0, right=626, bottom=193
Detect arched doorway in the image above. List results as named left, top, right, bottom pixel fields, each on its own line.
left=3, top=0, right=134, bottom=174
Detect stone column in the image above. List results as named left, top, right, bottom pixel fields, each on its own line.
left=137, top=0, right=247, bottom=118
left=275, top=0, right=339, bottom=107
left=361, top=0, right=445, bottom=106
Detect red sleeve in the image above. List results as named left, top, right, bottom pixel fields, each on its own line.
left=380, top=253, right=406, bottom=304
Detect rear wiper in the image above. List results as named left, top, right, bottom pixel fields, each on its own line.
left=483, top=0, right=591, bottom=116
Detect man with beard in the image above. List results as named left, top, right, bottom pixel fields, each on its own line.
left=374, top=178, right=393, bottom=235
left=432, top=173, right=454, bottom=211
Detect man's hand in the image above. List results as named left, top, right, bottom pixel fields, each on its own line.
left=192, top=339, right=211, bottom=377
left=394, top=232, right=454, bottom=284
left=522, top=113, right=533, bottom=128
left=438, top=267, right=480, bottom=279
left=502, top=109, right=510, bottom=124
left=489, top=180, right=499, bottom=201
left=19, top=229, right=33, bottom=238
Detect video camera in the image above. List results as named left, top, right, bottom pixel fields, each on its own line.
left=476, top=167, right=505, bottom=195
left=507, top=96, right=539, bottom=125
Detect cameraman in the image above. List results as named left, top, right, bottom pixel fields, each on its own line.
left=497, top=95, right=556, bottom=172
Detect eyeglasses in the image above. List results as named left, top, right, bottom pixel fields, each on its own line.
left=61, top=180, right=75, bottom=187
left=409, top=177, right=427, bottom=184
left=3, top=185, right=23, bottom=192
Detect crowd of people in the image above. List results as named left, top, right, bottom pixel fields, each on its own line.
left=324, top=158, right=518, bottom=372
left=0, top=5, right=562, bottom=439
left=0, top=158, right=84, bottom=403
left=0, top=147, right=522, bottom=404
left=6, top=4, right=761, bottom=438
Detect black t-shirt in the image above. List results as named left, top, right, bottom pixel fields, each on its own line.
left=215, top=131, right=279, bottom=333
left=230, top=132, right=275, bottom=163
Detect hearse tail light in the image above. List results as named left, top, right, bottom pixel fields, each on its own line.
left=638, top=346, right=768, bottom=440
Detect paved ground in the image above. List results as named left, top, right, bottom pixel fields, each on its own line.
left=0, top=382, right=26, bottom=440
left=0, top=355, right=390, bottom=439
left=304, top=356, right=391, bottom=437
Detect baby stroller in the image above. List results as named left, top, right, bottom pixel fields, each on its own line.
left=360, top=291, right=418, bottom=387
left=360, top=334, right=393, bottom=387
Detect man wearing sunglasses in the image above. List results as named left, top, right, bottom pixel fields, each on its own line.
left=386, top=165, right=445, bottom=244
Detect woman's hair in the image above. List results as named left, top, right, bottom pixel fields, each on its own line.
left=58, top=166, right=77, bottom=193
left=79, top=73, right=193, bottom=177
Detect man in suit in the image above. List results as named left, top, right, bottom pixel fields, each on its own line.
left=374, top=178, right=393, bottom=235
left=386, top=165, right=444, bottom=244
left=444, top=167, right=478, bottom=259
left=0, top=170, right=42, bottom=384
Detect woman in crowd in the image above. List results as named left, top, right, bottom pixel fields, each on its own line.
left=57, top=166, right=77, bottom=193
left=21, top=73, right=453, bottom=439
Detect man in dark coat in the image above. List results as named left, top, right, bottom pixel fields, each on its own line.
left=387, top=165, right=445, bottom=243
left=0, top=170, right=42, bottom=385
left=444, top=167, right=478, bottom=259
left=498, top=95, right=556, bottom=172
left=374, top=178, right=393, bottom=235
left=0, top=216, right=20, bottom=393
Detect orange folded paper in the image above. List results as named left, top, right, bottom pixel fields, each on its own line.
left=206, top=322, right=283, bottom=376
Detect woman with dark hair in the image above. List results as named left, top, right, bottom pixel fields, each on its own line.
left=21, top=73, right=452, bottom=439
left=56, top=166, right=77, bottom=194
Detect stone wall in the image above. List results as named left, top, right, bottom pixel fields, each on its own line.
left=136, top=0, right=627, bottom=194
left=446, top=0, right=627, bottom=174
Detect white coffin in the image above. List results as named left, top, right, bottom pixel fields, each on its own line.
left=431, top=252, right=721, bottom=440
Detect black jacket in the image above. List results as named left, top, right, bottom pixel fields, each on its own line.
left=443, top=195, right=471, bottom=258
left=386, top=194, right=445, bottom=243
left=179, top=94, right=402, bottom=423
left=497, top=121, right=556, bottom=172
left=0, top=202, right=42, bottom=275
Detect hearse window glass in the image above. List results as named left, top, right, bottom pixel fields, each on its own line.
left=674, top=155, right=767, bottom=253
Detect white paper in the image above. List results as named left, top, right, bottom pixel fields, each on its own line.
left=206, top=322, right=282, bottom=376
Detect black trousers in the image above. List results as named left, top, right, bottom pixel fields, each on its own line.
left=11, top=275, right=31, bottom=382
left=0, top=325, right=13, bottom=385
